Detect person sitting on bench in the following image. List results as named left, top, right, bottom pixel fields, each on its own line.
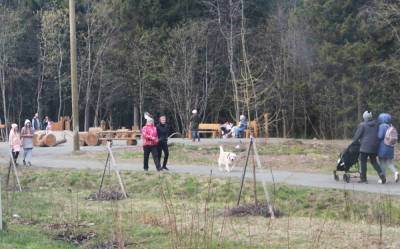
left=220, top=121, right=233, bottom=138
left=233, top=115, right=248, bottom=138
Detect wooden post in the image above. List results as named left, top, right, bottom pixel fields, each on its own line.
left=237, top=138, right=253, bottom=206
left=69, top=0, right=80, bottom=152
left=253, top=139, right=275, bottom=218
left=0, top=177, right=2, bottom=230
left=8, top=150, right=22, bottom=192
left=252, top=154, right=258, bottom=206
left=106, top=141, right=127, bottom=198
left=263, top=113, right=269, bottom=140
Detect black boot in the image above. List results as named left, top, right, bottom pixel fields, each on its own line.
left=358, top=177, right=368, bottom=183
left=379, top=174, right=386, bottom=184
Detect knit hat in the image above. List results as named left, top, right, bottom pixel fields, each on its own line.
left=144, top=112, right=154, bottom=123
left=363, top=111, right=372, bottom=121
left=24, top=119, right=31, bottom=126
left=11, top=123, right=17, bottom=129
left=192, top=109, right=197, bottom=114
left=240, top=115, right=246, bottom=121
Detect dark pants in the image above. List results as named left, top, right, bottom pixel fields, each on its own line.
left=192, top=129, right=200, bottom=142
left=143, top=145, right=161, bottom=170
left=360, top=152, right=383, bottom=180
left=12, top=151, right=19, bottom=162
left=157, top=141, right=169, bottom=168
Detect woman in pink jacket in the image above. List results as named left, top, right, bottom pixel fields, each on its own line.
left=142, top=116, right=161, bottom=171
left=9, top=123, right=21, bottom=165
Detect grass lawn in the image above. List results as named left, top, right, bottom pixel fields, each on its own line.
left=1, top=166, right=400, bottom=248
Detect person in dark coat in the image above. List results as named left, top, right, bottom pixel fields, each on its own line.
left=377, top=113, right=399, bottom=183
left=190, top=109, right=200, bottom=142
left=353, top=111, right=386, bottom=183
left=157, top=114, right=170, bottom=170
left=32, top=113, right=41, bottom=131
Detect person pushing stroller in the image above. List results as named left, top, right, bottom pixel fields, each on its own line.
left=352, top=111, right=386, bottom=184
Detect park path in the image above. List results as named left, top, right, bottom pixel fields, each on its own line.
left=0, top=140, right=399, bottom=196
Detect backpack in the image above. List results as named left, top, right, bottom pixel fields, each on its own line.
left=384, top=125, right=398, bottom=147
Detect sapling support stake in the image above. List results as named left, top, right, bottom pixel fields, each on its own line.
left=6, top=150, right=22, bottom=192
left=98, top=152, right=110, bottom=196
left=237, top=136, right=253, bottom=206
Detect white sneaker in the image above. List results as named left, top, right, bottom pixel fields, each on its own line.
left=395, top=172, right=399, bottom=183
left=378, top=179, right=383, bottom=184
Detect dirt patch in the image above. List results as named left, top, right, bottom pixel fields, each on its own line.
left=225, top=202, right=281, bottom=218
left=86, top=191, right=126, bottom=201
left=54, top=231, right=96, bottom=245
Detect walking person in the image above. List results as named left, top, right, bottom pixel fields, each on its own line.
left=21, top=119, right=34, bottom=166
left=141, top=114, right=161, bottom=171
left=32, top=113, right=41, bottom=131
left=377, top=113, right=399, bottom=183
left=9, top=123, right=21, bottom=166
left=353, top=111, right=386, bottom=184
left=157, top=114, right=170, bottom=170
left=190, top=109, right=200, bottom=142
left=42, top=115, right=49, bottom=131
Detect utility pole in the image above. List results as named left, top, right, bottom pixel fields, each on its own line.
left=69, top=0, right=80, bottom=151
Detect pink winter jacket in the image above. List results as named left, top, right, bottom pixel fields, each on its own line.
left=9, top=124, right=21, bottom=152
left=141, top=123, right=159, bottom=146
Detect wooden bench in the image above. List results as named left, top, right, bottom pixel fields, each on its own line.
left=188, top=123, right=221, bottom=138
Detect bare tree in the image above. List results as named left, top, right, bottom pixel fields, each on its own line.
left=205, top=0, right=242, bottom=121
left=81, top=1, right=116, bottom=130
left=162, top=21, right=210, bottom=134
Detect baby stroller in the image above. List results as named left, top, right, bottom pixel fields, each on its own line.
left=333, top=142, right=361, bottom=183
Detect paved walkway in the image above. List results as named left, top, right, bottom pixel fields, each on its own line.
left=0, top=141, right=399, bottom=196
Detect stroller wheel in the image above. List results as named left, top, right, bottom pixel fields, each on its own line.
left=343, top=174, right=350, bottom=183
left=333, top=171, right=339, bottom=181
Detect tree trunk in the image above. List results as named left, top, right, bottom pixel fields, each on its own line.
left=94, top=63, right=103, bottom=127
left=133, top=103, right=139, bottom=128
left=57, top=46, right=63, bottom=120
left=84, top=32, right=92, bottom=131
left=1, top=68, right=7, bottom=139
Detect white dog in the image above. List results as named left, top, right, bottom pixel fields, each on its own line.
left=218, top=146, right=237, bottom=172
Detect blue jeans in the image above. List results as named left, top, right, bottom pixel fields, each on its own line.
left=235, top=127, right=245, bottom=138
left=23, top=148, right=33, bottom=162
left=192, top=129, right=200, bottom=142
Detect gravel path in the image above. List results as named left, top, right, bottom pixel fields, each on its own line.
left=0, top=139, right=399, bottom=196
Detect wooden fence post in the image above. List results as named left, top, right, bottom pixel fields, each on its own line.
left=263, top=113, right=269, bottom=140
left=0, top=177, right=2, bottom=230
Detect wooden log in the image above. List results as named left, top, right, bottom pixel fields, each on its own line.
left=79, top=132, right=88, bottom=146
left=116, top=129, right=129, bottom=138
left=53, top=139, right=67, bottom=146
left=126, top=139, right=138, bottom=146
left=39, top=134, right=57, bottom=147
left=85, top=131, right=100, bottom=146
left=33, top=133, right=45, bottom=146
left=88, top=127, right=102, bottom=133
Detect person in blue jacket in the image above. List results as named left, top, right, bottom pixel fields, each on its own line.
left=234, top=115, right=248, bottom=138
left=377, top=113, right=399, bottom=183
